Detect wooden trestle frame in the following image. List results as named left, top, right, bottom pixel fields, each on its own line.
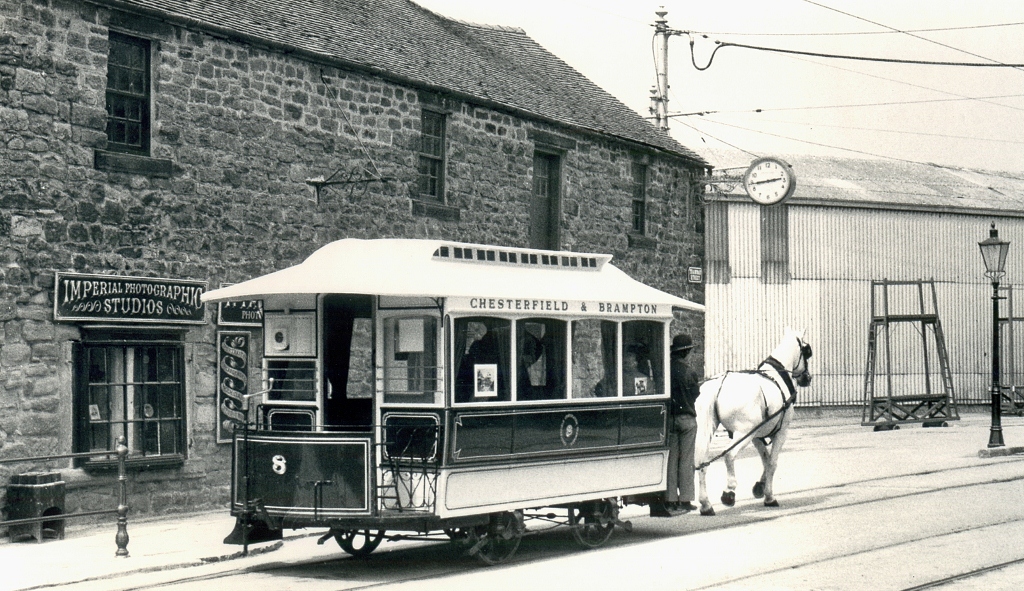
left=998, top=285, right=1024, bottom=415
left=862, top=280, right=959, bottom=430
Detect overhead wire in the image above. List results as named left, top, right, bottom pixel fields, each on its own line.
left=686, top=117, right=952, bottom=167
left=688, top=20, right=1024, bottom=37
left=688, top=38, right=1024, bottom=71
left=799, top=0, right=1024, bottom=74
left=660, top=92, right=1024, bottom=118
left=714, top=114, right=1024, bottom=145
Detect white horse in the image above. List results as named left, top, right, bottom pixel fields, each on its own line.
left=694, top=328, right=812, bottom=516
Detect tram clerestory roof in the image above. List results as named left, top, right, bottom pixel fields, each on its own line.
left=202, top=239, right=704, bottom=313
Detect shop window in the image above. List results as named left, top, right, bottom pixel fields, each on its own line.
left=621, top=321, right=665, bottom=396
left=516, top=318, right=567, bottom=401
left=572, top=319, right=617, bottom=398
left=383, top=315, right=440, bottom=404
left=74, top=331, right=184, bottom=465
left=106, top=32, right=150, bottom=155
left=453, top=317, right=511, bottom=403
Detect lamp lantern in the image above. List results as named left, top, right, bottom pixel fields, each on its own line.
left=979, top=223, right=1010, bottom=448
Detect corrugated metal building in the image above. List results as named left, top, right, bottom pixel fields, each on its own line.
left=704, top=156, right=1024, bottom=407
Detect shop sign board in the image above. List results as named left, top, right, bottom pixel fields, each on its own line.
left=54, top=272, right=207, bottom=324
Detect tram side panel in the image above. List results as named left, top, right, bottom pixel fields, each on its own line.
left=435, top=402, right=668, bottom=518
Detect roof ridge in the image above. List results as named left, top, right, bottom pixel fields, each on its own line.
left=444, top=18, right=526, bottom=34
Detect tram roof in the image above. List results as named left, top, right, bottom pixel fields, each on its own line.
left=202, top=239, right=704, bottom=312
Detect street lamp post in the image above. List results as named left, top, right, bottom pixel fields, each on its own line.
left=979, top=223, right=1010, bottom=448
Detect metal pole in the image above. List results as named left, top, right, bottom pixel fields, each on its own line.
left=654, top=9, right=670, bottom=131
left=990, top=280, right=1005, bottom=447
left=115, top=435, right=130, bottom=557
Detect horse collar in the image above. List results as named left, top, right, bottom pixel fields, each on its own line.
left=760, top=356, right=797, bottom=399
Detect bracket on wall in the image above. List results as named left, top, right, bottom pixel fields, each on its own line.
left=304, top=168, right=397, bottom=205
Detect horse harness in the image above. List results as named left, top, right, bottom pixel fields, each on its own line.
left=716, top=356, right=794, bottom=440
left=696, top=356, right=799, bottom=471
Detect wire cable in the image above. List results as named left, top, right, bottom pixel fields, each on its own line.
left=688, top=117, right=949, bottom=167
left=689, top=38, right=1024, bottom=71
left=660, top=92, right=1024, bottom=118
left=688, top=20, right=1024, bottom=37
left=800, top=0, right=1024, bottom=73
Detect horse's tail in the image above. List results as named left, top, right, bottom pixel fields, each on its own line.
left=693, top=375, right=725, bottom=470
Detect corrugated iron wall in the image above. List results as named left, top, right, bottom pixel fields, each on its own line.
left=706, top=202, right=1024, bottom=406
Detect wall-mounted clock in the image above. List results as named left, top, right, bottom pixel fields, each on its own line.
left=742, top=157, right=796, bottom=206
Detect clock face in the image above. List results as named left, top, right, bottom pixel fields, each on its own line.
left=743, top=158, right=796, bottom=205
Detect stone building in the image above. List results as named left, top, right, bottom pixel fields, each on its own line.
left=0, top=0, right=708, bottom=517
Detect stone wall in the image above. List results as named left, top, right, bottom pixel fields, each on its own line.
left=0, top=0, right=705, bottom=517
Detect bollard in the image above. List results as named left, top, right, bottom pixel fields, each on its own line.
left=115, top=436, right=130, bottom=557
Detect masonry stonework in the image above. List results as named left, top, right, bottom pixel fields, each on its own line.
left=0, top=0, right=706, bottom=518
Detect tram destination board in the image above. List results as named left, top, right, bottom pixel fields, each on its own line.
left=54, top=272, right=207, bottom=324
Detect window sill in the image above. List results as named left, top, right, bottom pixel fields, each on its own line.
left=79, top=454, right=185, bottom=472
left=94, top=149, right=174, bottom=177
left=411, top=198, right=460, bottom=221
left=627, top=233, right=657, bottom=250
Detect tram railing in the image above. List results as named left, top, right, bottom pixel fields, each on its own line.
left=379, top=424, right=441, bottom=512
left=0, top=436, right=130, bottom=556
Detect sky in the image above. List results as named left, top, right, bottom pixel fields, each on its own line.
left=412, top=0, right=1024, bottom=174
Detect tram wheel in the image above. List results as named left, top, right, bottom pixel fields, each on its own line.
left=569, top=499, right=616, bottom=549
left=467, top=511, right=524, bottom=566
left=334, top=529, right=385, bottom=557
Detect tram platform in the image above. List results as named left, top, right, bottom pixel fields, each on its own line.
left=3, top=409, right=1024, bottom=591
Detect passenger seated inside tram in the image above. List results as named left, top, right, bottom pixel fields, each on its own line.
left=591, top=344, right=652, bottom=397
left=621, top=344, right=652, bottom=396
left=454, top=320, right=508, bottom=402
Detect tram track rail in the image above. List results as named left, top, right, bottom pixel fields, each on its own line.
left=95, top=456, right=1024, bottom=591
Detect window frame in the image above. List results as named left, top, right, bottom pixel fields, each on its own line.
left=760, top=204, right=790, bottom=284
left=530, top=150, right=562, bottom=250
left=451, top=315, right=670, bottom=405
left=631, top=162, right=648, bottom=235
left=379, top=312, right=444, bottom=406
left=417, top=108, right=447, bottom=201
left=74, top=330, right=186, bottom=469
left=105, top=31, right=151, bottom=156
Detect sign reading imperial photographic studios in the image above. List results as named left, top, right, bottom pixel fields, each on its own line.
left=54, top=272, right=207, bottom=324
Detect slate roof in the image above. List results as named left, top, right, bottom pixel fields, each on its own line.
left=716, top=155, right=1024, bottom=215
left=98, top=0, right=707, bottom=166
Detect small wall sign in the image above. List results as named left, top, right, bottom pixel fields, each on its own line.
left=219, top=299, right=264, bottom=326
left=54, top=272, right=207, bottom=324
left=687, top=267, right=704, bottom=283
left=217, top=331, right=251, bottom=444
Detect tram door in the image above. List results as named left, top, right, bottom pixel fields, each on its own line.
left=322, top=294, right=374, bottom=429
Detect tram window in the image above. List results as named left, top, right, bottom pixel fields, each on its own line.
left=383, top=316, right=440, bottom=403
left=621, top=320, right=665, bottom=396
left=265, top=359, right=316, bottom=401
left=516, top=319, right=567, bottom=401
left=347, top=318, right=374, bottom=399
left=453, top=317, right=511, bottom=403
left=572, top=319, right=617, bottom=398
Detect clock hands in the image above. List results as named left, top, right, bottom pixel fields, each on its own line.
left=749, top=176, right=786, bottom=186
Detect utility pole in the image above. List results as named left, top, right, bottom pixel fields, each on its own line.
left=650, top=8, right=672, bottom=132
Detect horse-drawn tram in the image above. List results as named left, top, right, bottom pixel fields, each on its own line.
left=202, top=238, right=703, bottom=564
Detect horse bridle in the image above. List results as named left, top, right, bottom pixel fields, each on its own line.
left=793, top=339, right=813, bottom=386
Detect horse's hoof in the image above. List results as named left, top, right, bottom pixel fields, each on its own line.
left=721, top=491, right=736, bottom=506
left=752, top=481, right=765, bottom=499
left=764, top=499, right=780, bottom=508
left=700, top=506, right=716, bottom=516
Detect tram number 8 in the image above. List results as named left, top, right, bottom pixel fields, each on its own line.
left=272, top=454, right=287, bottom=475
